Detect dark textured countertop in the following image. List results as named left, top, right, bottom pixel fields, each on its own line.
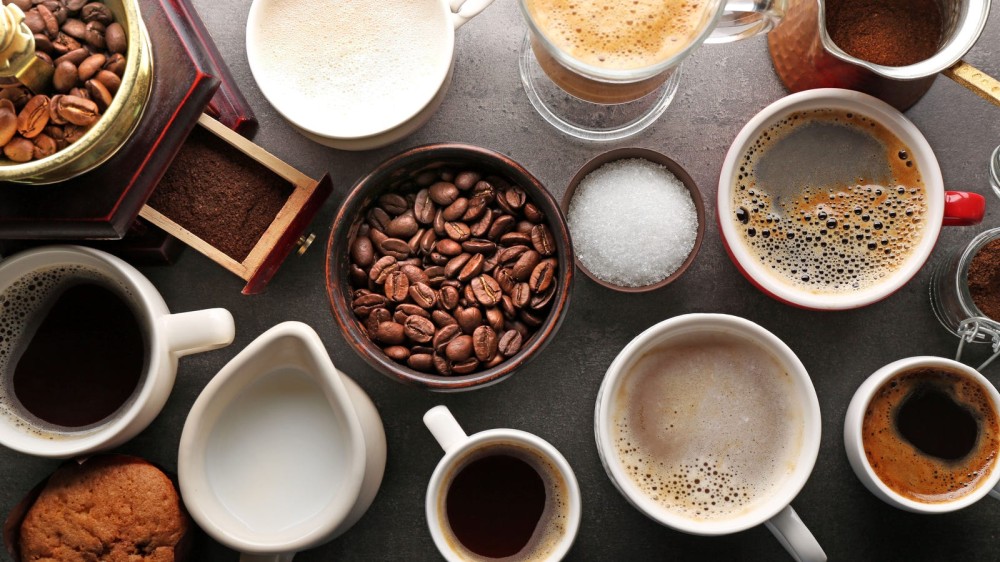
left=3, top=1, right=1000, bottom=560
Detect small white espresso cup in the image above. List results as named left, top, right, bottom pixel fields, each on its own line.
left=423, top=405, right=581, bottom=561
left=595, top=314, right=825, bottom=561
left=0, top=245, right=235, bottom=458
left=844, top=356, right=1000, bottom=512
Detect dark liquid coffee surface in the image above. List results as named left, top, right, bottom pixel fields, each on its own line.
left=862, top=367, right=1000, bottom=503
left=446, top=454, right=546, bottom=558
left=12, top=283, right=144, bottom=428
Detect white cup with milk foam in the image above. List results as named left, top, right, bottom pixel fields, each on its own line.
left=594, top=314, right=826, bottom=561
left=246, top=0, right=495, bottom=151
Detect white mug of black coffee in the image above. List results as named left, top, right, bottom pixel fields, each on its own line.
left=595, top=314, right=826, bottom=561
left=0, top=246, right=235, bottom=458
left=845, top=356, right=1000, bottom=512
left=423, top=405, right=581, bottom=561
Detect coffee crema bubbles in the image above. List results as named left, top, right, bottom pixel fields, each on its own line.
left=525, top=0, right=712, bottom=69
left=731, top=109, right=927, bottom=293
left=612, top=334, right=803, bottom=521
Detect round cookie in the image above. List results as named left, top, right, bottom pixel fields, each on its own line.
left=19, top=456, right=189, bottom=561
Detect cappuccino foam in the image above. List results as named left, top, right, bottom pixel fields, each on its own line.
left=526, top=0, right=713, bottom=69
left=731, top=109, right=928, bottom=294
left=612, top=333, right=803, bottom=521
left=249, top=0, right=451, bottom=138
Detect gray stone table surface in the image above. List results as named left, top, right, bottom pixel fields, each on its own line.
left=3, top=1, right=1000, bottom=560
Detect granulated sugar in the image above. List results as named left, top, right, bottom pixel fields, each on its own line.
left=567, top=158, right=698, bottom=287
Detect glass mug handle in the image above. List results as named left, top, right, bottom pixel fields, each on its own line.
left=707, top=0, right=787, bottom=43
left=764, top=505, right=827, bottom=562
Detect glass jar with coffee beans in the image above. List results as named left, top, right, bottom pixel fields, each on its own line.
left=348, top=168, right=559, bottom=376
left=0, top=0, right=126, bottom=162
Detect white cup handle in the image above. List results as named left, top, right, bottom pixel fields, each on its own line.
left=161, top=308, right=235, bottom=358
left=424, top=405, right=468, bottom=452
left=989, top=482, right=1000, bottom=501
left=764, top=505, right=826, bottom=562
left=450, top=0, right=494, bottom=29
left=240, top=554, right=294, bottom=562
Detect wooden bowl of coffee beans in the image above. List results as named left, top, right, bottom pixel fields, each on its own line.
left=326, top=143, right=573, bottom=391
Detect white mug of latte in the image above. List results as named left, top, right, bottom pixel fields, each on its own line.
left=717, top=88, right=984, bottom=310
left=245, top=0, right=494, bottom=151
left=595, top=314, right=825, bottom=562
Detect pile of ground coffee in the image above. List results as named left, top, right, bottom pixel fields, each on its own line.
left=148, top=127, right=291, bottom=261
left=825, top=0, right=942, bottom=67
left=968, top=238, right=1000, bottom=321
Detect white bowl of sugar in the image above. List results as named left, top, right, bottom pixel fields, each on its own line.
left=561, top=148, right=705, bottom=292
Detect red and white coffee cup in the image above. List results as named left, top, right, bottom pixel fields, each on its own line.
left=717, top=89, right=984, bottom=310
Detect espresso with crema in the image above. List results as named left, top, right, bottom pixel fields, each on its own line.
left=731, top=108, right=928, bottom=294
left=611, top=333, right=803, bottom=521
left=862, top=367, right=1000, bottom=503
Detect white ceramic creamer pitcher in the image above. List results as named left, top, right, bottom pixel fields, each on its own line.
left=178, top=322, right=387, bottom=561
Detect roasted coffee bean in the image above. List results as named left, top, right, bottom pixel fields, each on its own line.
left=512, top=283, right=531, bottom=309
left=374, top=322, right=405, bottom=345
left=432, top=208, right=447, bottom=236
left=52, top=32, right=81, bottom=55
left=406, top=229, right=423, bottom=255
left=78, top=53, right=105, bottom=80
left=368, top=227, right=388, bottom=248
left=3, top=137, right=33, bottom=162
left=391, top=309, right=406, bottom=324
left=83, top=21, right=105, bottom=50
left=529, top=261, right=555, bottom=293
left=445, top=335, right=474, bottom=362
left=414, top=188, right=435, bottom=223
left=488, top=214, right=516, bottom=240
left=52, top=60, right=78, bottom=92
left=384, top=345, right=410, bottom=362
left=510, top=320, right=531, bottom=341
left=456, top=253, right=484, bottom=282
left=35, top=52, right=53, bottom=69
left=37, top=4, right=59, bottom=37
left=365, top=308, right=392, bottom=336
left=61, top=17, right=86, bottom=40
left=444, top=252, right=471, bottom=279
left=471, top=274, right=502, bottom=306
left=504, top=186, right=527, bottom=210
left=17, top=95, right=49, bottom=138
left=444, top=221, right=471, bottom=242
left=401, top=264, right=429, bottom=285
left=433, top=355, right=453, bottom=376
left=54, top=47, right=90, bottom=67
left=454, top=171, right=480, bottom=191
left=387, top=212, right=418, bottom=238
left=439, top=285, right=459, bottom=310
left=524, top=203, right=545, bottom=224
left=455, top=307, right=483, bottom=335
left=501, top=294, right=516, bottom=319
left=425, top=265, right=446, bottom=286
left=409, top=282, right=437, bottom=308
left=432, top=323, right=461, bottom=352
left=369, top=255, right=398, bottom=283
left=53, top=94, right=97, bottom=126
left=485, top=307, right=504, bottom=332
left=349, top=264, right=368, bottom=287
left=469, top=208, right=493, bottom=238
left=499, top=244, right=530, bottom=265
left=531, top=224, right=556, bottom=256
left=383, top=271, right=409, bottom=302
left=379, top=237, right=411, bottom=259
left=516, top=220, right=534, bottom=234
left=85, top=78, right=112, bottom=111
left=472, top=179, right=495, bottom=200
left=95, top=69, right=120, bottom=93
left=462, top=239, right=496, bottom=254
left=24, top=9, right=44, bottom=35
left=498, top=330, right=523, bottom=357
left=367, top=206, right=391, bottom=231
left=512, top=249, right=541, bottom=281
left=443, top=197, right=468, bottom=221
left=33, top=33, right=53, bottom=54
left=404, top=315, right=435, bottom=344
left=418, top=229, right=437, bottom=255
left=0, top=105, right=17, bottom=146
left=378, top=193, right=408, bottom=215
left=63, top=123, right=86, bottom=143
left=104, top=53, right=125, bottom=76
left=473, top=326, right=498, bottom=362
left=530, top=284, right=556, bottom=311
left=397, top=304, right=430, bottom=319
left=105, top=21, right=126, bottom=53
left=431, top=310, right=458, bottom=328
left=352, top=293, right=388, bottom=317
left=429, top=181, right=459, bottom=205
left=520, top=309, right=545, bottom=328
left=500, top=231, right=532, bottom=246
left=463, top=195, right=488, bottom=222
left=452, top=358, right=480, bottom=375
left=482, top=252, right=499, bottom=274
left=350, top=235, right=374, bottom=267
left=462, top=284, right=477, bottom=306
left=495, top=267, right=516, bottom=294
left=81, top=2, right=113, bottom=25
left=31, top=133, right=56, bottom=159
left=408, top=353, right=434, bottom=371
left=436, top=238, right=462, bottom=256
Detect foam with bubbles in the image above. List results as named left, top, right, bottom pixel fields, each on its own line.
left=612, top=333, right=803, bottom=521
left=0, top=265, right=142, bottom=438
left=731, top=108, right=928, bottom=294
left=439, top=443, right=570, bottom=561
left=526, top=0, right=713, bottom=69
left=249, top=0, right=451, bottom=138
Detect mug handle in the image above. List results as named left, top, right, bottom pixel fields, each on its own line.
left=450, top=0, right=495, bottom=29
left=162, top=308, right=235, bottom=358
left=943, top=191, right=986, bottom=227
left=707, top=0, right=786, bottom=44
left=764, top=505, right=827, bottom=562
left=424, top=405, right=468, bottom=452
left=240, top=554, right=294, bottom=562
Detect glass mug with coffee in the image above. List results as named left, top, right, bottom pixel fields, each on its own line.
left=423, top=405, right=581, bottom=561
left=518, top=0, right=786, bottom=141
left=845, top=357, right=1000, bottom=512
left=718, top=88, right=985, bottom=310
left=0, top=246, right=235, bottom=458
left=595, top=314, right=826, bottom=561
